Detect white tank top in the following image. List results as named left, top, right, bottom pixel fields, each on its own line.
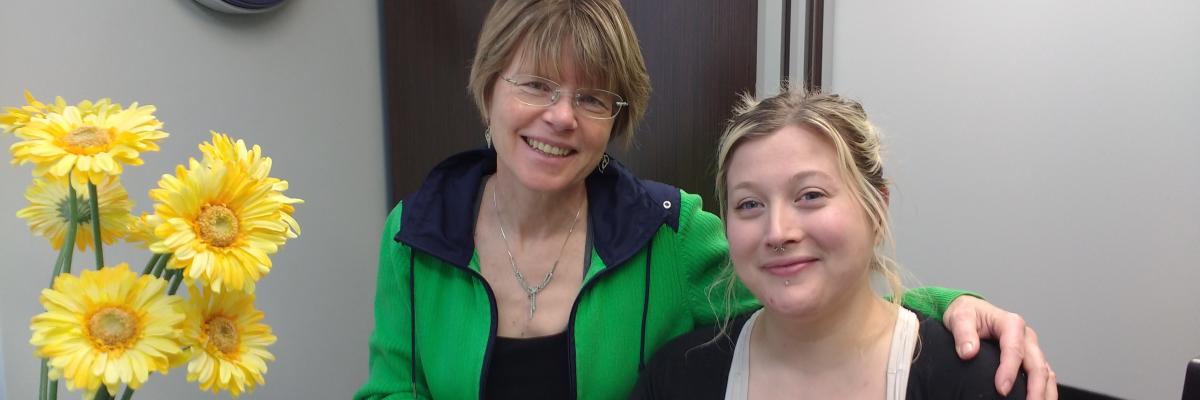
left=723, top=307, right=921, bottom=400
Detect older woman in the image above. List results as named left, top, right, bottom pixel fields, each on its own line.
left=355, top=1, right=1052, bottom=399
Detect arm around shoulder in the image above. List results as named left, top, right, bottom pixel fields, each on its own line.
left=908, top=318, right=1027, bottom=399
left=898, top=286, right=981, bottom=321
left=674, top=190, right=759, bottom=327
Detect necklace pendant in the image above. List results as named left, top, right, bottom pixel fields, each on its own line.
left=527, top=292, right=537, bottom=319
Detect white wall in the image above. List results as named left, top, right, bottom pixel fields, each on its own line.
left=825, top=1, right=1200, bottom=399
left=0, top=1, right=385, bottom=398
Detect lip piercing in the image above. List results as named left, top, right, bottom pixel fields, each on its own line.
left=784, top=280, right=791, bottom=286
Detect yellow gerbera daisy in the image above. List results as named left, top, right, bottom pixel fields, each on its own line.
left=149, top=159, right=294, bottom=292
left=10, top=103, right=167, bottom=183
left=183, top=286, right=276, bottom=397
left=125, top=212, right=162, bottom=249
left=0, top=91, right=48, bottom=133
left=1, top=91, right=120, bottom=134
left=198, top=131, right=302, bottom=237
left=15, top=176, right=135, bottom=251
left=30, top=264, right=186, bottom=398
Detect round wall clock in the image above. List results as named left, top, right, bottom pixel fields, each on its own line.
left=194, top=0, right=289, bottom=14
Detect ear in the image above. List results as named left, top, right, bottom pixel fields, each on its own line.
left=879, top=185, right=890, bottom=207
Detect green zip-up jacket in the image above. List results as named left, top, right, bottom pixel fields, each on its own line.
left=354, top=149, right=969, bottom=399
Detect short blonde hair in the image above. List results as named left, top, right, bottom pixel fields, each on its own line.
left=714, top=86, right=905, bottom=305
left=468, top=0, right=651, bottom=146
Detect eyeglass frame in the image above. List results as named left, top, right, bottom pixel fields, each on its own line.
left=500, top=74, right=629, bottom=120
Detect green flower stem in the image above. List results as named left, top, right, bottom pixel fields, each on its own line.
left=39, top=359, right=48, bottom=400
left=94, top=388, right=114, bottom=400
left=150, top=254, right=171, bottom=278
left=43, top=179, right=82, bottom=400
left=168, top=269, right=185, bottom=295
left=140, top=253, right=162, bottom=276
left=61, top=183, right=80, bottom=275
left=88, top=182, right=104, bottom=269
left=118, top=386, right=135, bottom=400
left=48, top=244, right=68, bottom=287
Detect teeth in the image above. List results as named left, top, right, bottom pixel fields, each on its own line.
left=525, top=137, right=571, bottom=156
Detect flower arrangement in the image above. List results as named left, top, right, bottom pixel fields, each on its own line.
left=4, top=91, right=302, bottom=399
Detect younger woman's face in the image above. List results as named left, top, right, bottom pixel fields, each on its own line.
left=724, top=125, right=877, bottom=318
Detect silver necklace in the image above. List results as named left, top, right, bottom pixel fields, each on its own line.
left=492, top=186, right=583, bottom=319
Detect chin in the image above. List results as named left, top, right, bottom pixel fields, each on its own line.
left=756, top=282, right=829, bottom=318
left=514, top=166, right=583, bottom=192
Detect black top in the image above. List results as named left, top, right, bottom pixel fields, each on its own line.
left=476, top=173, right=600, bottom=400
left=632, top=310, right=1027, bottom=399
left=485, top=331, right=572, bottom=399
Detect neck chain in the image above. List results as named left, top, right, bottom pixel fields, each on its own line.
left=492, top=185, right=584, bottom=319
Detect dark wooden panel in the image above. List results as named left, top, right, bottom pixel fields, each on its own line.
left=803, top=0, right=824, bottom=91
left=615, top=0, right=757, bottom=210
left=382, top=0, right=757, bottom=213
left=381, top=0, right=491, bottom=206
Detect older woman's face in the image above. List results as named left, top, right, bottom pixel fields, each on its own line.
left=487, top=43, right=614, bottom=193
left=724, top=126, right=876, bottom=319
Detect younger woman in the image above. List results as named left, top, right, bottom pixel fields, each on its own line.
left=635, top=89, right=1030, bottom=399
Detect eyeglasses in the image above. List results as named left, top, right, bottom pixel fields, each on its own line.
left=501, top=74, right=628, bottom=120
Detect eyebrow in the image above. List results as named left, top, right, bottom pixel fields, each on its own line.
left=729, top=170, right=835, bottom=192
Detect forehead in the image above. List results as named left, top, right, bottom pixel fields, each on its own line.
left=726, top=125, right=843, bottom=187
left=505, top=35, right=613, bottom=90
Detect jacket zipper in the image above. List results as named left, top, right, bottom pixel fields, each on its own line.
left=565, top=261, right=625, bottom=399
left=444, top=262, right=499, bottom=400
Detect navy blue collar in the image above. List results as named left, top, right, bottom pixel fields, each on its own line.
left=395, top=148, right=680, bottom=268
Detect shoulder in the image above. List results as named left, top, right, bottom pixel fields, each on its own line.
left=634, top=312, right=753, bottom=399
left=634, top=180, right=719, bottom=232
left=386, top=201, right=405, bottom=229
left=382, top=201, right=407, bottom=249
left=638, top=179, right=684, bottom=231
left=655, top=184, right=721, bottom=241
left=907, top=316, right=1027, bottom=399
left=378, top=201, right=414, bottom=274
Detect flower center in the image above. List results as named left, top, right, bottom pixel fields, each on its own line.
left=197, top=204, right=239, bottom=247
left=204, top=316, right=240, bottom=354
left=63, top=126, right=112, bottom=150
left=87, top=307, right=138, bottom=349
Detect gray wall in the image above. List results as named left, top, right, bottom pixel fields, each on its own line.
left=826, top=1, right=1200, bottom=399
left=0, top=1, right=384, bottom=398
left=3, top=1, right=1197, bottom=399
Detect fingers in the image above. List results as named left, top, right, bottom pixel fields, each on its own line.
left=994, top=312, right=1027, bottom=396
left=1045, top=366, right=1058, bottom=400
left=944, top=296, right=982, bottom=359
left=1020, top=327, right=1052, bottom=400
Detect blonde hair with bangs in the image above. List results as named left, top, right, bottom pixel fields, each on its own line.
left=468, top=0, right=651, bottom=146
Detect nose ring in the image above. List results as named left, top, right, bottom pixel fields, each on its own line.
left=773, top=245, right=786, bottom=253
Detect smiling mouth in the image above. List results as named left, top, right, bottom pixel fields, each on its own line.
left=762, top=257, right=818, bottom=277
left=523, top=136, right=574, bottom=157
